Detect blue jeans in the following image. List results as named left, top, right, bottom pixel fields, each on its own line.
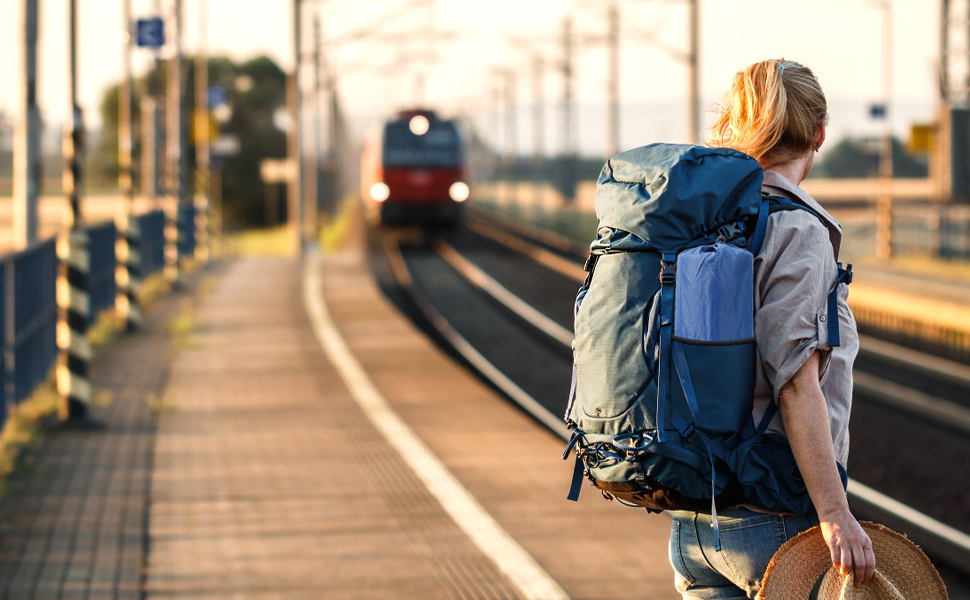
left=667, top=508, right=819, bottom=599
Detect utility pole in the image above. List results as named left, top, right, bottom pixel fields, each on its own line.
left=166, top=0, right=186, bottom=283
left=687, top=0, right=700, bottom=144
left=119, top=0, right=134, bottom=207
left=195, top=0, right=210, bottom=263
left=143, top=0, right=164, bottom=205
left=58, top=0, right=94, bottom=422
left=561, top=15, right=576, bottom=205
left=307, top=12, right=321, bottom=239
left=14, top=0, right=41, bottom=249
left=289, top=0, right=305, bottom=255
left=504, top=70, right=517, bottom=166
left=118, top=0, right=143, bottom=331
left=607, top=2, right=620, bottom=157
left=531, top=53, right=544, bottom=211
left=504, top=69, right=518, bottom=206
left=875, top=0, right=894, bottom=259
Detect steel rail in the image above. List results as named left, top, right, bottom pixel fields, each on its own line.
left=380, top=234, right=569, bottom=437
left=422, top=223, right=970, bottom=577
left=471, top=211, right=970, bottom=431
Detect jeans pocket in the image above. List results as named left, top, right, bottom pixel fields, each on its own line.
left=669, top=518, right=696, bottom=588
left=718, top=514, right=786, bottom=591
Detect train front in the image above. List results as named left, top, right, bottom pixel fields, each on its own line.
left=365, top=110, right=469, bottom=227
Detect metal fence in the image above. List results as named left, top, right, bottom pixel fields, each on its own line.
left=87, top=222, right=117, bottom=325
left=0, top=208, right=198, bottom=430
left=892, top=203, right=970, bottom=259
left=1, top=239, right=59, bottom=425
left=137, top=210, right=166, bottom=276
left=177, top=204, right=196, bottom=259
left=837, top=203, right=970, bottom=262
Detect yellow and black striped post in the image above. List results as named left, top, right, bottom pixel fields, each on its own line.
left=57, top=229, right=92, bottom=419
left=164, top=205, right=181, bottom=286
left=58, top=2, right=94, bottom=422
left=116, top=214, right=143, bottom=331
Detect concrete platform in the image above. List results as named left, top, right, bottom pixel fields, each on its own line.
left=135, top=245, right=678, bottom=596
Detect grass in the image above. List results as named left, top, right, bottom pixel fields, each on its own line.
left=167, top=299, right=201, bottom=350
left=146, top=393, right=177, bottom=415
left=0, top=380, right=60, bottom=497
left=319, top=195, right=359, bottom=253
left=230, top=226, right=294, bottom=257
left=0, top=263, right=186, bottom=501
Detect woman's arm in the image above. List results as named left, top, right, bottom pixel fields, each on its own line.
left=778, top=350, right=875, bottom=584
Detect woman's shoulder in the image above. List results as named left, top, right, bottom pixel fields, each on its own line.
left=762, top=171, right=843, bottom=258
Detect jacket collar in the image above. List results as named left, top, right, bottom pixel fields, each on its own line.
left=762, top=169, right=843, bottom=260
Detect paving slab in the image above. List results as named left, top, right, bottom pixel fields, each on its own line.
left=0, top=266, right=189, bottom=600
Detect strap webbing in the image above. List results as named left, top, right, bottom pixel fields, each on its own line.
left=826, top=263, right=853, bottom=348
left=566, top=455, right=585, bottom=501
left=656, top=252, right=678, bottom=443
left=672, top=343, right=701, bottom=424
left=749, top=198, right=773, bottom=256
left=756, top=400, right=778, bottom=435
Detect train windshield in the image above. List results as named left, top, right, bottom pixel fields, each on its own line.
left=382, top=120, right=461, bottom=168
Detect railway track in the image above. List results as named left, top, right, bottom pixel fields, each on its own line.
left=367, top=211, right=970, bottom=594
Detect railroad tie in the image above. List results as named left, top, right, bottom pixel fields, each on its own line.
left=57, top=229, right=92, bottom=419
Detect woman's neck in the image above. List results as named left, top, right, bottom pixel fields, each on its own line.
left=761, top=152, right=814, bottom=185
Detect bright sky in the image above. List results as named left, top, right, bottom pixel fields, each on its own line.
left=0, top=0, right=943, bottom=151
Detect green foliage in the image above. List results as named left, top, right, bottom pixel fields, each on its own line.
left=221, top=56, right=288, bottom=227
left=814, top=136, right=928, bottom=178
left=86, top=54, right=288, bottom=227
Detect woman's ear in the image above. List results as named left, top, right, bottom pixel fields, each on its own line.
left=814, top=123, right=826, bottom=152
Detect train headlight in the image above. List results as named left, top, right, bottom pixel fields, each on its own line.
left=409, top=115, right=430, bottom=136
left=449, top=181, right=470, bottom=202
left=370, top=182, right=390, bottom=202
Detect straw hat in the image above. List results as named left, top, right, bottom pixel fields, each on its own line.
left=759, top=522, right=948, bottom=599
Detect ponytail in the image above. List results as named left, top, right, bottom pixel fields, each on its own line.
left=710, top=59, right=828, bottom=165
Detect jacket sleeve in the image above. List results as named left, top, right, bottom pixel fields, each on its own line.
left=754, top=210, right=839, bottom=400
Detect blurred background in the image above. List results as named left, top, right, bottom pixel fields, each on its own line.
left=0, top=0, right=963, bottom=261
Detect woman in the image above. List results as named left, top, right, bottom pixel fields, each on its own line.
left=666, top=59, right=876, bottom=599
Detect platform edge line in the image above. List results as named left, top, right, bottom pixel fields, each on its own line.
left=303, top=253, right=571, bottom=600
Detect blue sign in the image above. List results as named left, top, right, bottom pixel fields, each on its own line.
left=208, top=86, right=229, bottom=108
left=135, top=18, right=165, bottom=48
left=870, top=103, right=887, bottom=120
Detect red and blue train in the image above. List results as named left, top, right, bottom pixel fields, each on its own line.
left=361, top=109, right=469, bottom=227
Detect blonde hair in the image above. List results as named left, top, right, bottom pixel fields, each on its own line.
left=709, top=59, right=828, bottom=165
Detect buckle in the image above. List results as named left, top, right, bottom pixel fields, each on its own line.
left=660, top=261, right=677, bottom=284
left=681, top=425, right=698, bottom=443
left=839, top=262, right=853, bottom=285
left=717, top=222, right=745, bottom=242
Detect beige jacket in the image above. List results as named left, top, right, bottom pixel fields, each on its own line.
left=752, top=170, right=858, bottom=466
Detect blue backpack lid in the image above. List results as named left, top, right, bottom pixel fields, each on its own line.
left=594, top=144, right=765, bottom=250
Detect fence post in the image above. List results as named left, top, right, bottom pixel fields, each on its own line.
left=4, top=259, right=14, bottom=418
left=57, top=230, right=92, bottom=420
left=117, top=215, right=143, bottom=330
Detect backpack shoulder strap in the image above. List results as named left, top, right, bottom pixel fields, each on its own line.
left=748, top=193, right=853, bottom=349
left=748, top=194, right=826, bottom=256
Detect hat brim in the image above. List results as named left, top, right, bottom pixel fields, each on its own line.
left=758, top=522, right=948, bottom=599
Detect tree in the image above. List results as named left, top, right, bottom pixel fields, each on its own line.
left=86, top=54, right=288, bottom=227
left=814, top=136, right=928, bottom=178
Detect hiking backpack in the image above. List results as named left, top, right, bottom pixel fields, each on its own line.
left=562, top=144, right=851, bottom=546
